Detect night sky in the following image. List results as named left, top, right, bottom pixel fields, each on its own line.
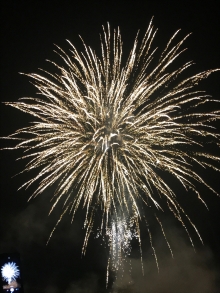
left=1, top=1, right=220, bottom=292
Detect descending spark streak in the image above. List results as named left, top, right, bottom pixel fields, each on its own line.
left=105, top=209, right=141, bottom=283
left=2, top=19, right=220, bottom=281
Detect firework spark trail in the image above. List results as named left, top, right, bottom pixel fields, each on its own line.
left=105, top=207, right=142, bottom=283
left=2, top=19, right=220, bottom=281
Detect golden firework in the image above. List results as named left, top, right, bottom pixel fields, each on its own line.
left=3, top=19, right=220, bottom=281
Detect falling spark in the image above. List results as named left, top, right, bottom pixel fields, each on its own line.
left=2, top=19, right=220, bottom=282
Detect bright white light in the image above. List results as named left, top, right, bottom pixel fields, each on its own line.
left=1, top=262, right=20, bottom=284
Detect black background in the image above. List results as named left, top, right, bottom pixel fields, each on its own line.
left=1, top=1, right=220, bottom=292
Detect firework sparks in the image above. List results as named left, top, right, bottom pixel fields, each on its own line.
left=2, top=19, right=220, bottom=281
left=1, top=262, right=20, bottom=284
left=105, top=208, right=142, bottom=282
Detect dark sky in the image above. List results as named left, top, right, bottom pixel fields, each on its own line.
left=1, top=1, right=220, bottom=292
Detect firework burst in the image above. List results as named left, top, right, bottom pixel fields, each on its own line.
left=1, top=262, right=20, bottom=284
left=3, top=19, right=220, bottom=280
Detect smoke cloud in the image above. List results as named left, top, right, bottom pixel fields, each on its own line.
left=112, top=227, right=219, bottom=293
left=1, top=195, right=219, bottom=292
